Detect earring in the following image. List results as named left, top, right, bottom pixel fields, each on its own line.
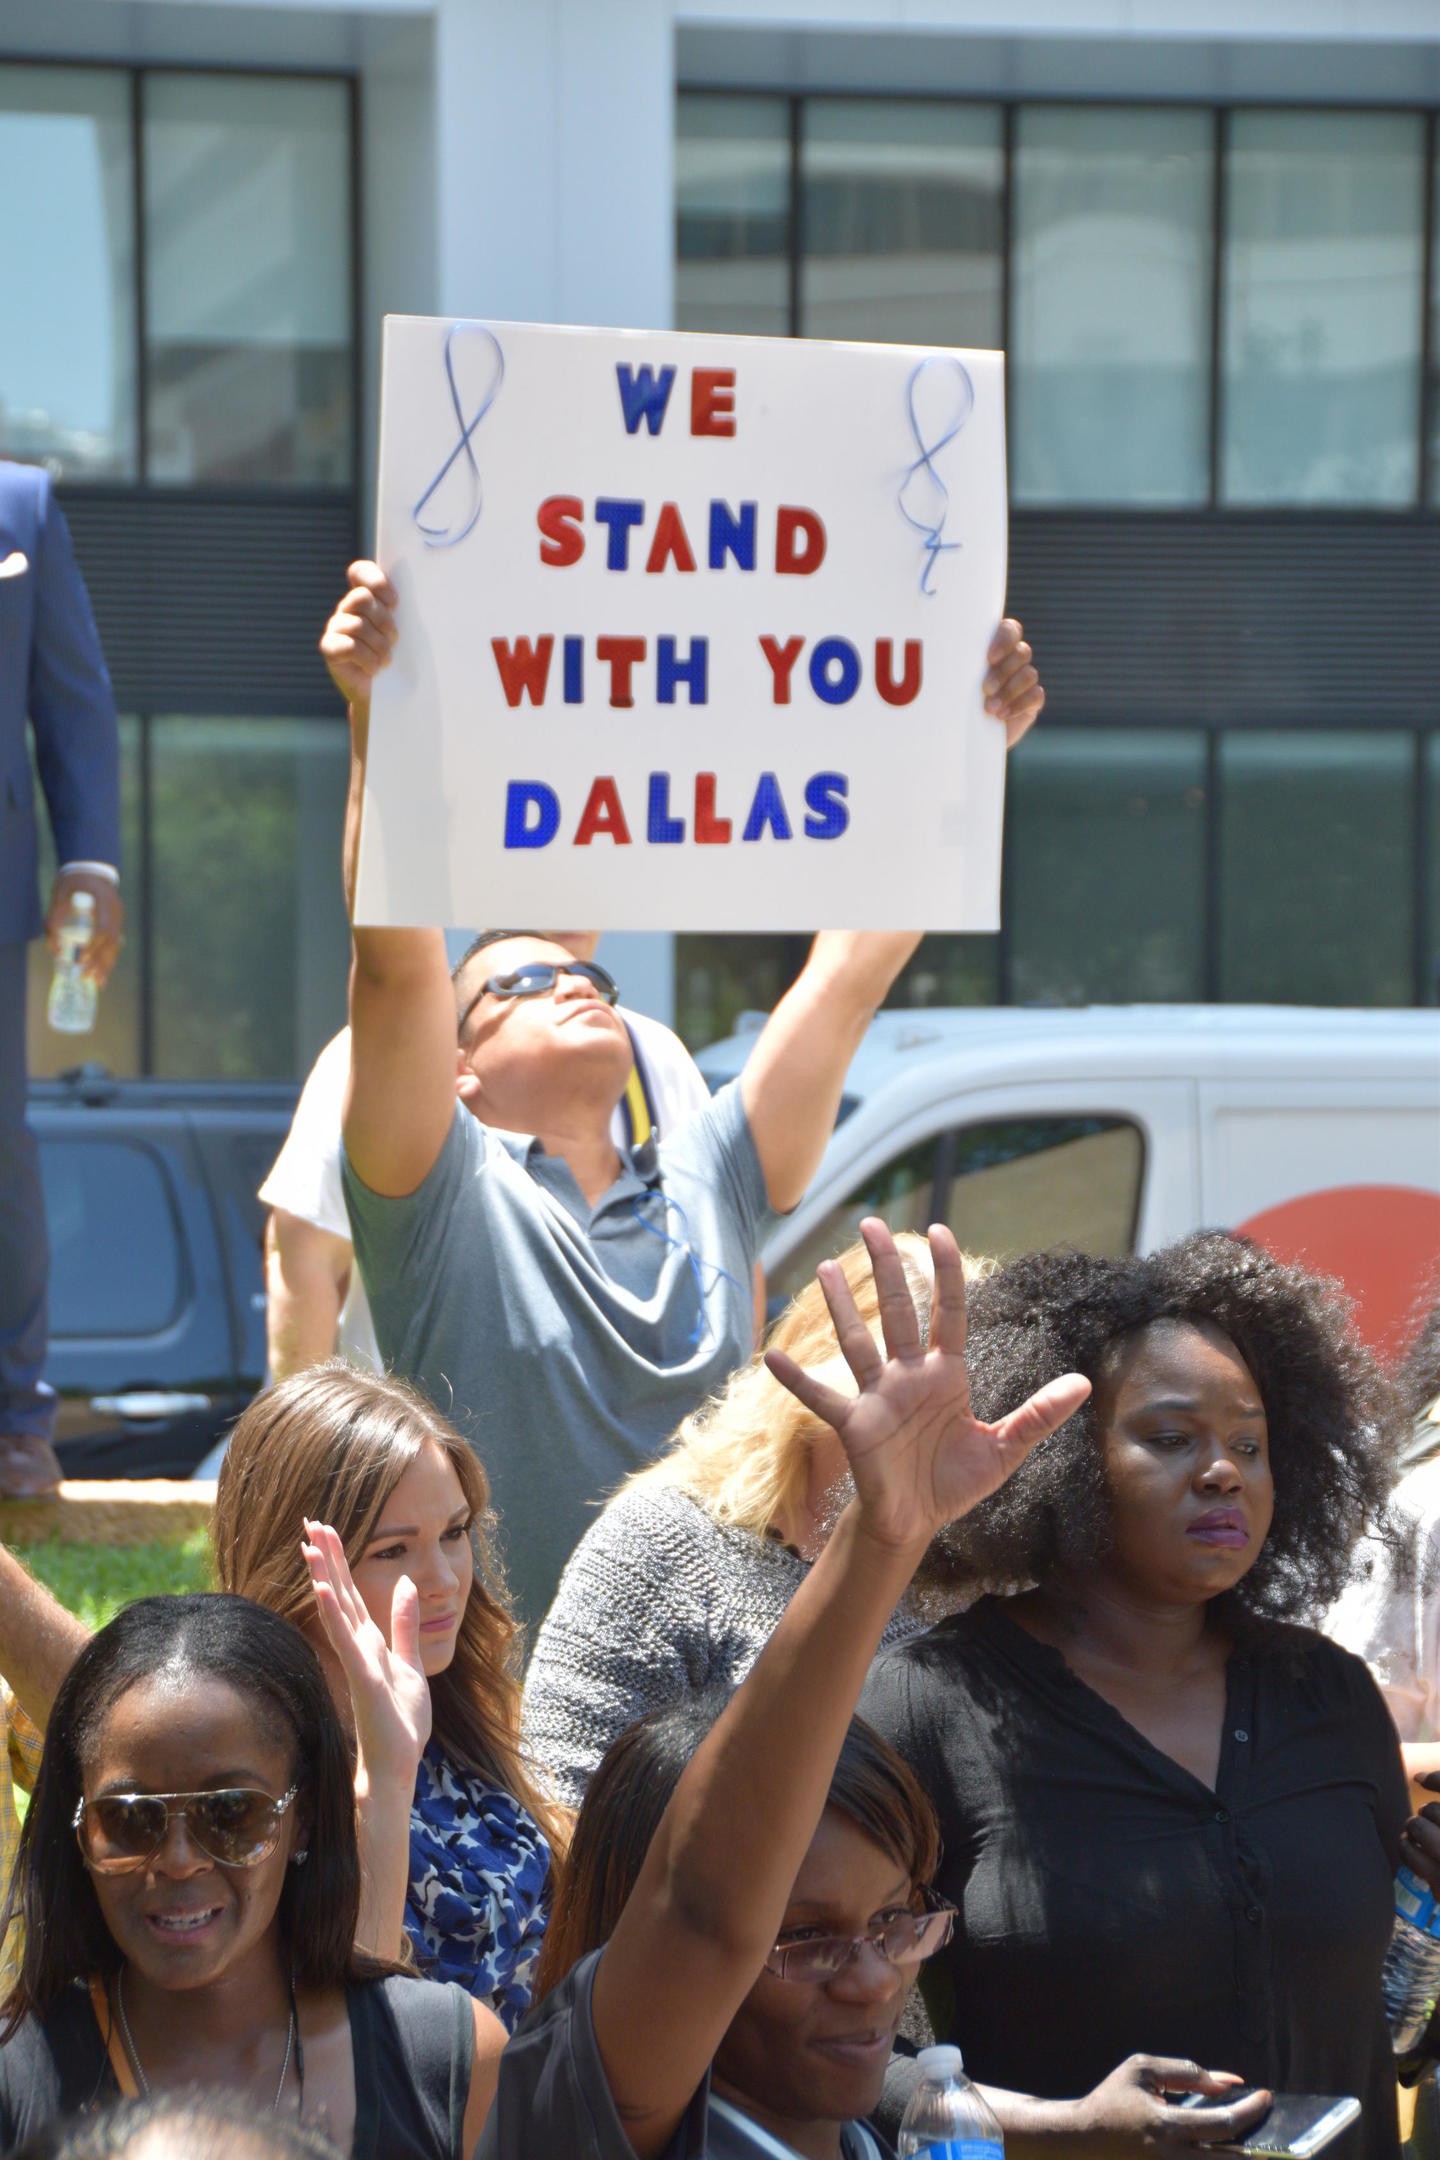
left=292, top=1849, right=309, bottom=1867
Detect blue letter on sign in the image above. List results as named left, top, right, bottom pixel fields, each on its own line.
left=804, top=771, right=849, bottom=839
left=708, top=500, right=757, bottom=571
left=742, top=773, right=792, bottom=843
left=657, top=637, right=708, bottom=705
left=504, top=782, right=561, bottom=850
left=595, top=498, right=647, bottom=571
left=809, top=638, right=861, bottom=706
left=616, top=364, right=676, bottom=436
left=647, top=774, right=686, bottom=844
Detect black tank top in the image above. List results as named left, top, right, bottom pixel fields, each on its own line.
left=0, top=1972, right=474, bottom=2158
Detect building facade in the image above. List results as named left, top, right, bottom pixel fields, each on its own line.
left=4, top=0, right=1438, bottom=1073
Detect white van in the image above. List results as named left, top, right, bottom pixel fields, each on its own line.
left=695, top=1006, right=1440, bottom=1358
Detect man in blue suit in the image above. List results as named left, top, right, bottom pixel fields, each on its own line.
left=0, top=461, right=124, bottom=1497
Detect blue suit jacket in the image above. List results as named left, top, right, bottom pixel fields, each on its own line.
left=0, top=462, right=120, bottom=943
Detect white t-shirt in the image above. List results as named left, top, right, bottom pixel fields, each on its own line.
left=258, top=1016, right=712, bottom=1375
left=1327, top=1447, right=1440, bottom=1740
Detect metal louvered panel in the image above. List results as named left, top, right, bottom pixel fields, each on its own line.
left=59, top=487, right=358, bottom=717
left=1009, top=511, right=1440, bottom=728
left=58, top=490, right=1437, bottom=729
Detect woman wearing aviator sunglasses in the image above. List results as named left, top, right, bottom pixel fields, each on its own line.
left=0, top=1594, right=503, bottom=2154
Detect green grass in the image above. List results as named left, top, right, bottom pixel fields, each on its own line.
left=17, top=1530, right=215, bottom=1633
left=10, top=1533, right=218, bottom=1822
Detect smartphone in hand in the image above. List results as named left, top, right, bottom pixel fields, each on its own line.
left=1177, top=2091, right=1360, bottom=2157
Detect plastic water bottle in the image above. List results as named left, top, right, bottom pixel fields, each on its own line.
left=47, top=890, right=97, bottom=1035
left=897, top=2043, right=1005, bottom=2159
left=1383, top=1864, right=1440, bottom=2051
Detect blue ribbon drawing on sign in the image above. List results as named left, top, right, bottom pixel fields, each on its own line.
left=897, top=356, right=975, bottom=597
left=412, top=322, right=506, bottom=550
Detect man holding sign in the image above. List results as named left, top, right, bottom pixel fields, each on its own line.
left=324, top=562, right=1042, bottom=1626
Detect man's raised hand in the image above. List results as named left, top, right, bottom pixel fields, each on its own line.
left=984, top=618, right=1044, bottom=748
left=320, top=559, right=398, bottom=710
left=765, top=1220, right=1089, bottom=1559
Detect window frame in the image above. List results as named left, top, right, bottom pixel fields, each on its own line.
left=676, top=84, right=1440, bottom=515
left=0, top=53, right=360, bottom=495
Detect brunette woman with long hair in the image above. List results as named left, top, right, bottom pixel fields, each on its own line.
left=213, top=1364, right=564, bottom=2030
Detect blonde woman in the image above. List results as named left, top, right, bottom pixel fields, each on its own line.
left=213, top=1365, right=565, bottom=2031
left=522, top=1232, right=984, bottom=1810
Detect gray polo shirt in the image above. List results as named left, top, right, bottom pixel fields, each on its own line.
left=343, top=1082, right=768, bottom=1628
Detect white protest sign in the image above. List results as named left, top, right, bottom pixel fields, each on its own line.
left=354, top=316, right=1008, bottom=931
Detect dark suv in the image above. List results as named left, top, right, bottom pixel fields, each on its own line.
left=29, top=1067, right=297, bottom=1479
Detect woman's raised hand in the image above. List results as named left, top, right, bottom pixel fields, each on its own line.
left=302, top=1519, right=431, bottom=1782
left=765, top=1219, right=1090, bottom=1560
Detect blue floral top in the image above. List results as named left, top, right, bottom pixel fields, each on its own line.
left=405, top=1741, right=552, bottom=2032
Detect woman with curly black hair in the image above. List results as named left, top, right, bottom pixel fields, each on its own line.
left=861, top=1232, right=1426, bottom=2160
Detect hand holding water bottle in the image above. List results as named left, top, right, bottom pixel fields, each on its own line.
left=1386, top=1769, right=1440, bottom=2051
left=44, top=868, right=124, bottom=986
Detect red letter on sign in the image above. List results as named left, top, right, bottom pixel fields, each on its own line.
left=691, top=368, right=736, bottom=437
left=875, top=639, right=923, bottom=706
left=645, top=503, right=697, bottom=574
left=776, top=507, right=826, bottom=575
left=759, top=635, right=805, bottom=705
left=491, top=636, right=554, bottom=707
left=574, top=777, right=632, bottom=846
left=596, top=636, right=647, bottom=707
left=694, top=772, right=732, bottom=844
left=537, top=496, right=584, bottom=567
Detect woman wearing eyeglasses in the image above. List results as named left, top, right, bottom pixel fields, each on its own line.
left=0, top=1593, right=504, bottom=2154
left=478, top=1221, right=1266, bottom=2160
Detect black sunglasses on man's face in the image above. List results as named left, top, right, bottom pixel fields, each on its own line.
left=457, top=959, right=620, bottom=1042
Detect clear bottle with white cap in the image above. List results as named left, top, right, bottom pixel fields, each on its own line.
left=47, top=889, right=98, bottom=1034
left=897, top=2042, right=1005, bottom=2159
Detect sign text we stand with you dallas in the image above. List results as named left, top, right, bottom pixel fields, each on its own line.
left=354, top=315, right=1007, bottom=933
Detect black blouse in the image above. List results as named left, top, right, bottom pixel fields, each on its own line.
left=859, top=1600, right=1410, bottom=2160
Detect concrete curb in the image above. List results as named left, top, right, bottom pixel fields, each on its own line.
left=0, top=1482, right=217, bottom=1548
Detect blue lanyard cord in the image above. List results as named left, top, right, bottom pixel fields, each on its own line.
left=629, top=1190, right=748, bottom=1352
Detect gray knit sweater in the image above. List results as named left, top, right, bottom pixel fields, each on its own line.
left=521, top=1480, right=945, bottom=1811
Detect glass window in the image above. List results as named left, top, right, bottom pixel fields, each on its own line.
left=41, top=1138, right=183, bottom=1336
left=1011, top=106, right=1213, bottom=506
left=765, top=1114, right=1143, bottom=1312
left=888, top=936, right=998, bottom=1010
left=676, top=94, right=791, bottom=337
left=26, top=717, right=143, bottom=1078
left=765, top=1135, right=944, bottom=1310
left=150, top=718, right=350, bottom=1078
left=143, top=73, right=353, bottom=484
left=1007, top=731, right=1208, bottom=1004
left=800, top=100, right=1002, bottom=348
left=1426, top=735, right=1440, bottom=1006
left=1431, top=149, right=1440, bottom=507
left=676, top=934, right=810, bottom=1051
left=0, top=66, right=136, bottom=477
left=1217, top=732, right=1413, bottom=1003
left=943, top=1117, right=1143, bottom=1261
left=1221, top=110, right=1426, bottom=505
